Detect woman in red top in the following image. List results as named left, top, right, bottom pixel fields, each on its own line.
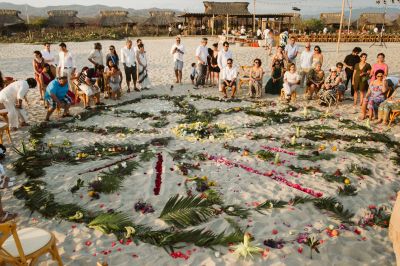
left=39, top=64, right=55, bottom=103
left=33, top=51, right=45, bottom=99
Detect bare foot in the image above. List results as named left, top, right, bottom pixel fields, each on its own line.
left=375, top=119, right=383, bottom=124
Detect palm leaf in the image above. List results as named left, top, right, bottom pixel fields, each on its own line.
left=290, top=196, right=315, bottom=205
left=159, top=194, right=216, bottom=229
left=255, top=199, right=287, bottom=214
left=88, top=212, right=133, bottom=234
left=313, top=197, right=354, bottom=224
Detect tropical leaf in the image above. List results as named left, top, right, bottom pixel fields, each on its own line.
left=337, top=185, right=358, bottom=196
left=222, top=205, right=251, bottom=218
left=255, top=199, right=287, bottom=214
left=347, top=163, right=372, bottom=176
left=255, top=150, right=275, bottom=161
left=88, top=212, right=133, bottom=234
left=290, top=196, right=315, bottom=205
left=159, top=195, right=216, bottom=228
left=313, top=197, right=354, bottom=224
left=298, top=153, right=335, bottom=162
left=345, top=146, right=381, bottom=158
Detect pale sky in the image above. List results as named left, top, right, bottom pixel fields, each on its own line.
left=4, top=0, right=399, bottom=14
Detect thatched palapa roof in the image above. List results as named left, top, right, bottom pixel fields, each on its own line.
left=98, top=10, right=135, bottom=27
left=0, top=9, right=25, bottom=28
left=358, top=13, right=393, bottom=26
left=320, top=13, right=344, bottom=25
left=47, top=10, right=85, bottom=27
left=142, top=11, right=179, bottom=26
left=203, top=1, right=251, bottom=15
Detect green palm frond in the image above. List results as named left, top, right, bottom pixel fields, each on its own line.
left=88, top=212, right=133, bottom=234
left=290, top=196, right=315, bottom=206
left=159, top=194, right=216, bottom=229
left=347, top=163, right=372, bottom=176
left=222, top=205, right=251, bottom=218
left=255, top=200, right=287, bottom=214
left=345, top=146, right=381, bottom=158
left=139, top=150, right=155, bottom=162
left=337, top=185, right=358, bottom=196
left=313, top=197, right=354, bottom=224
left=255, top=150, right=275, bottom=161
left=298, top=153, right=335, bottom=162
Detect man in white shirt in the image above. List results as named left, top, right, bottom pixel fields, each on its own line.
left=41, top=42, right=56, bottom=76
left=220, top=58, right=237, bottom=99
left=170, top=36, right=185, bottom=84
left=217, top=41, right=233, bottom=70
left=284, top=36, right=299, bottom=63
left=0, top=78, right=37, bottom=130
left=299, top=42, right=314, bottom=87
left=57, top=42, right=76, bottom=90
left=194, top=37, right=209, bottom=89
left=88, top=42, right=104, bottom=67
left=120, top=39, right=137, bottom=92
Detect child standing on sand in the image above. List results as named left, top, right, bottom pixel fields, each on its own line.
left=190, top=63, right=198, bottom=85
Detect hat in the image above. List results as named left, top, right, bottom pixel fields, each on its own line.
left=330, top=67, right=337, bottom=72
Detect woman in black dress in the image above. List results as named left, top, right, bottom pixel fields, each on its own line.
left=208, top=43, right=220, bottom=87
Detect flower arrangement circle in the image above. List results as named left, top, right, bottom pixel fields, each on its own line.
left=173, top=122, right=232, bottom=141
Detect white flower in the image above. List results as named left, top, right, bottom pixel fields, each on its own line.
left=121, top=162, right=127, bottom=168
left=209, top=135, right=215, bottom=141
left=141, top=149, right=145, bottom=153
left=227, top=207, right=235, bottom=212
left=357, top=138, right=361, bottom=143
left=215, top=251, right=221, bottom=258
left=328, top=224, right=335, bottom=230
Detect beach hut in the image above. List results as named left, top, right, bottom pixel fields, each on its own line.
left=357, top=13, right=393, bottom=31
left=0, top=9, right=26, bottom=35
left=141, top=11, right=179, bottom=35
left=98, top=10, right=135, bottom=27
left=47, top=10, right=86, bottom=28
left=179, top=1, right=294, bottom=35
left=320, top=13, right=344, bottom=29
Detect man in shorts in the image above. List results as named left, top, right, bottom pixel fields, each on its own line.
left=170, top=36, right=185, bottom=84
left=220, top=58, right=237, bottom=99
left=44, top=76, right=72, bottom=121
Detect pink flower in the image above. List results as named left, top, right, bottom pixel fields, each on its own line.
left=272, top=229, right=278, bottom=235
left=297, top=247, right=303, bottom=254
left=85, top=240, right=92, bottom=246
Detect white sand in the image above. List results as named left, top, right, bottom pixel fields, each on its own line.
left=1, top=37, right=400, bottom=265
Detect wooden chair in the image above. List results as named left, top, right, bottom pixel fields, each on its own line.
left=0, top=222, right=63, bottom=266
left=280, top=89, right=297, bottom=103
left=72, top=80, right=88, bottom=108
left=0, top=110, right=11, bottom=145
left=238, top=66, right=252, bottom=97
left=389, top=110, right=400, bottom=126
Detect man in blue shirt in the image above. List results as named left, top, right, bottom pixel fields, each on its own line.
left=44, top=76, right=72, bottom=121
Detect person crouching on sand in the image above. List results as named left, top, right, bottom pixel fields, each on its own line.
left=0, top=78, right=36, bottom=131
left=44, top=76, right=72, bottom=121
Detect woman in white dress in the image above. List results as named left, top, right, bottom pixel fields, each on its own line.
left=136, top=44, right=151, bottom=90
left=282, top=63, right=300, bottom=102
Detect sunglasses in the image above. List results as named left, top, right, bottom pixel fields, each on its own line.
left=227, top=62, right=232, bottom=64
left=377, top=75, right=384, bottom=77
left=305, top=46, right=310, bottom=48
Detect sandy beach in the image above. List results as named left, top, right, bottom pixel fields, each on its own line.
left=2, top=36, right=400, bottom=266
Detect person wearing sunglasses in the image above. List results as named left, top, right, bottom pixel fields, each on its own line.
left=170, top=36, right=185, bottom=84
left=249, top=59, right=264, bottom=98
left=319, top=67, right=340, bottom=107
left=312, top=45, right=323, bottom=69
left=106, top=45, right=119, bottom=69
left=219, top=58, right=237, bottom=99
left=360, top=69, right=388, bottom=121
left=299, top=42, right=313, bottom=88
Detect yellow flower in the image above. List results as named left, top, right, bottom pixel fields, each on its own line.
left=319, top=145, right=326, bottom=151
left=208, top=181, right=217, bottom=186
left=344, top=178, right=351, bottom=185
left=331, top=146, right=337, bottom=152
left=201, top=176, right=208, bottom=181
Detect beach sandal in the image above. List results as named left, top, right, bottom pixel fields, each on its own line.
left=0, top=211, right=18, bottom=223
left=0, top=176, right=14, bottom=189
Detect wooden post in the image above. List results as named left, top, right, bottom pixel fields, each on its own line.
left=347, top=0, right=352, bottom=33
left=253, top=0, right=256, bottom=33
left=337, top=0, right=346, bottom=59
left=212, top=14, right=215, bottom=35
left=226, top=13, right=229, bottom=34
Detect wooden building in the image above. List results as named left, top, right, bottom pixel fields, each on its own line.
left=320, top=13, right=344, bottom=29
left=47, top=10, right=86, bottom=28
left=179, top=1, right=294, bottom=35
left=357, top=13, right=393, bottom=31
left=98, top=10, right=135, bottom=27
left=0, top=9, right=26, bottom=35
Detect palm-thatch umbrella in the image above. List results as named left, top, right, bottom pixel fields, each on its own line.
left=141, top=11, right=179, bottom=35
left=98, top=10, right=135, bottom=27
left=47, top=10, right=86, bottom=28
left=0, top=9, right=25, bottom=33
